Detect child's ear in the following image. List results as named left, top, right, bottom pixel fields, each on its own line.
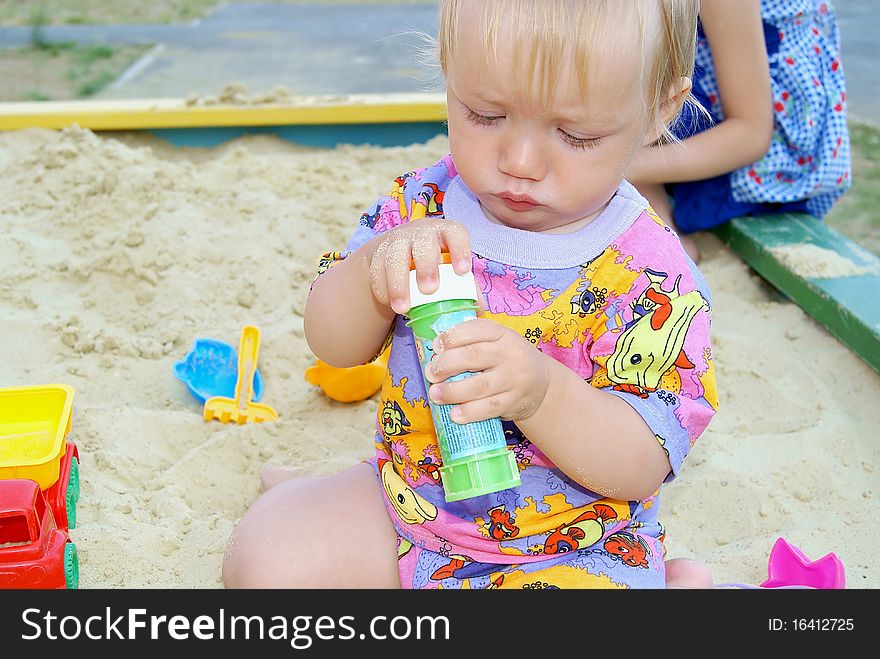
left=643, top=76, right=693, bottom=146
left=661, top=76, right=693, bottom=125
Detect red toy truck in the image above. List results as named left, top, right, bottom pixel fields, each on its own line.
left=42, top=440, right=79, bottom=533
left=0, top=479, right=78, bottom=589
left=0, top=384, right=81, bottom=588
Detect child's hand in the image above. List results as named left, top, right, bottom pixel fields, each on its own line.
left=424, top=318, right=550, bottom=423
left=366, top=218, right=475, bottom=315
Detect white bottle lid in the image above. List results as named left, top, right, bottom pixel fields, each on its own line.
left=408, top=261, right=477, bottom=309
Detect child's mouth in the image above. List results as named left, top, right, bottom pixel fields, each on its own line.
left=499, top=193, right=539, bottom=211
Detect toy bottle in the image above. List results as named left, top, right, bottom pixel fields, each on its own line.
left=405, top=253, right=521, bottom=502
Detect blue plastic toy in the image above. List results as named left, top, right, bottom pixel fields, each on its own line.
left=174, top=338, right=264, bottom=404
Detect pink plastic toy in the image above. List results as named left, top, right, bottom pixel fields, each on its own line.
left=759, top=536, right=845, bottom=589
left=714, top=537, right=846, bottom=589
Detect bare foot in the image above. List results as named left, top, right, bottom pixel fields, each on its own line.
left=260, top=463, right=298, bottom=492
left=665, top=558, right=713, bottom=589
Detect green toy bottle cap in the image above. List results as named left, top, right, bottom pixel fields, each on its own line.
left=439, top=447, right=521, bottom=502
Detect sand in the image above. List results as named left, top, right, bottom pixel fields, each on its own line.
left=769, top=243, right=878, bottom=279
left=185, top=82, right=295, bottom=107
left=1, top=125, right=878, bottom=589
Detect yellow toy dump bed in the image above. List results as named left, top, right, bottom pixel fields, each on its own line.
left=0, top=385, right=74, bottom=490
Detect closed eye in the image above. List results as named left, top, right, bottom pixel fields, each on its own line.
left=559, top=129, right=602, bottom=150
left=464, top=107, right=504, bottom=126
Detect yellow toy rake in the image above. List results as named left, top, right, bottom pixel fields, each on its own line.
left=204, top=325, right=278, bottom=424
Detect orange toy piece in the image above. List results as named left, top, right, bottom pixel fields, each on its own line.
left=204, top=325, right=279, bottom=424
left=305, top=346, right=389, bottom=403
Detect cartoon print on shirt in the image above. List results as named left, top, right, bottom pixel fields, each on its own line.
left=378, top=457, right=438, bottom=525
left=628, top=269, right=681, bottom=327
left=381, top=399, right=411, bottom=437
left=607, top=284, right=707, bottom=398
left=485, top=506, right=520, bottom=540
left=358, top=206, right=381, bottom=229
left=416, top=452, right=442, bottom=486
left=430, top=556, right=512, bottom=582
left=315, top=251, right=341, bottom=277
left=390, top=170, right=417, bottom=218
left=417, top=182, right=445, bottom=216
left=398, top=537, right=414, bottom=559
left=570, top=284, right=609, bottom=317
left=543, top=504, right=618, bottom=554
left=569, top=261, right=607, bottom=320
left=604, top=532, right=652, bottom=568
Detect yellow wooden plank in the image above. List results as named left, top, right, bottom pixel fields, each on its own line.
left=0, top=92, right=448, bottom=131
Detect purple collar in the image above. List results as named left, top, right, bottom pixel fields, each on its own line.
left=443, top=176, right=647, bottom=269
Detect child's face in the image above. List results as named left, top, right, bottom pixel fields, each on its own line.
left=446, top=14, right=654, bottom=233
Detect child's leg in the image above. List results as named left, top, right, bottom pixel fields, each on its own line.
left=260, top=463, right=300, bottom=491
left=250, top=466, right=712, bottom=589
left=665, top=557, right=713, bottom=589
left=223, top=462, right=401, bottom=588
left=635, top=182, right=701, bottom=264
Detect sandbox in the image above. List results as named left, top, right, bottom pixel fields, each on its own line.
left=1, top=98, right=878, bottom=587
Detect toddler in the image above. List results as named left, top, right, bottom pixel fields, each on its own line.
left=224, top=0, right=717, bottom=589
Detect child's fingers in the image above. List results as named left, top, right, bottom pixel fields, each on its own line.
left=383, top=238, right=414, bottom=314
left=439, top=223, right=473, bottom=275
left=411, top=234, right=442, bottom=296
left=424, top=342, right=495, bottom=384
left=428, top=368, right=501, bottom=405
left=474, top=281, right=487, bottom=315
left=444, top=391, right=508, bottom=425
left=369, top=237, right=411, bottom=313
left=432, top=318, right=501, bottom=354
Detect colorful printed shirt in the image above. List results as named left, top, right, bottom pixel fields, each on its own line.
left=316, top=157, right=718, bottom=588
left=694, top=0, right=851, bottom=217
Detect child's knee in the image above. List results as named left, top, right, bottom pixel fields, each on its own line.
left=222, top=485, right=326, bottom=588
left=221, top=526, right=263, bottom=588
left=222, top=514, right=291, bottom=588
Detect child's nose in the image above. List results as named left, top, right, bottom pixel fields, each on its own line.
left=498, top=131, right=545, bottom=181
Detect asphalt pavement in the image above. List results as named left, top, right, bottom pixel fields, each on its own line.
left=0, top=3, right=438, bottom=98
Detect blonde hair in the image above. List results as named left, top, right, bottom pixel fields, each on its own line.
left=437, top=0, right=704, bottom=144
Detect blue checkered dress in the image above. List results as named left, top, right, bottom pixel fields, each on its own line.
left=670, top=0, right=852, bottom=232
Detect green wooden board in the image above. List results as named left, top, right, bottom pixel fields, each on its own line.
left=713, top=214, right=880, bottom=374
